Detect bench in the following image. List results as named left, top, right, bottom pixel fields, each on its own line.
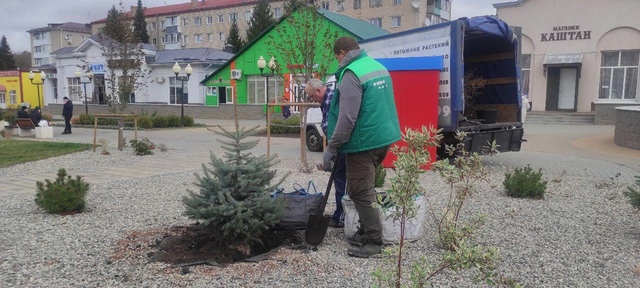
left=16, top=118, right=36, bottom=137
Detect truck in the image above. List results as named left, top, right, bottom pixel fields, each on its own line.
left=306, top=16, right=525, bottom=157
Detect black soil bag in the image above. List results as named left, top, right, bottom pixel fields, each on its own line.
left=271, top=181, right=323, bottom=230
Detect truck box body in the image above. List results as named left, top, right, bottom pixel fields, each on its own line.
left=359, top=16, right=524, bottom=156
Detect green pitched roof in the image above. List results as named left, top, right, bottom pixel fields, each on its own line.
left=318, top=9, right=389, bottom=40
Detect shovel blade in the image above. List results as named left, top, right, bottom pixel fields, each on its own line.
left=304, top=214, right=330, bottom=246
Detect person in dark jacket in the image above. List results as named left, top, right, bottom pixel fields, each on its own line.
left=30, top=106, right=43, bottom=126
left=17, top=106, right=30, bottom=119
left=62, top=97, right=73, bottom=134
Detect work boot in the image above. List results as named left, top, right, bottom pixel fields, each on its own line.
left=347, top=241, right=383, bottom=258
left=346, top=229, right=368, bottom=246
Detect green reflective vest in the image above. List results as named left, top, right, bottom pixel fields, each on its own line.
left=327, top=53, right=401, bottom=153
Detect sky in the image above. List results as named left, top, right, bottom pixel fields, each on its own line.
left=0, top=0, right=497, bottom=53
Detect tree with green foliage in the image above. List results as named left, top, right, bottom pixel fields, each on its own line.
left=133, top=0, right=150, bottom=44
left=226, top=19, right=245, bottom=53
left=183, top=123, right=287, bottom=248
left=13, top=51, right=31, bottom=70
left=246, top=0, right=276, bottom=43
left=267, top=4, right=339, bottom=87
left=0, top=35, right=17, bottom=70
left=98, top=4, right=150, bottom=150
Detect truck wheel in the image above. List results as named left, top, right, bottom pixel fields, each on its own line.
left=306, top=129, right=323, bottom=152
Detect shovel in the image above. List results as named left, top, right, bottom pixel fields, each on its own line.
left=304, top=158, right=339, bottom=247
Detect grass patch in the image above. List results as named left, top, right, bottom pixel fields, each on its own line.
left=0, top=139, right=93, bottom=168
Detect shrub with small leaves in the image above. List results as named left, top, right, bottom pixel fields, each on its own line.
left=78, top=114, right=94, bottom=125
left=623, top=176, right=640, bottom=210
left=158, top=143, right=168, bottom=152
left=152, top=116, right=168, bottom=128
left=35, top=169, right=89, bottom=215
left=129, top=138, right=155, bottom=155
left=167, top=115, right=181, bottom=127
left=183, top=115, right=195, bottom=127
left=137, top=115, right=154, bottom=129
left=3, top=113, right=17, bottom=126
left=504, top=165, right=547, bottom=199
left=70, top=116, right=80, bottom=125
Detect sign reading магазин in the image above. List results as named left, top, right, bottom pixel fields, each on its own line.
left=541, top=25, right=591, bottom=42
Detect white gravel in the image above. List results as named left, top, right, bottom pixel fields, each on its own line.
left=1, top=151, right=640, bottom=287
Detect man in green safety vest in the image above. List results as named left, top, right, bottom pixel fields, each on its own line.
left=324, top=36, right=401, bottom=258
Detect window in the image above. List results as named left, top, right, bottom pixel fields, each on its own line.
left=0, top=92, right=5, bottom=104
left=321, top=1, right=330, bottom=9
left=165, top=33, right=178, bottom=43
left=369, top=18, right=382, bottom=28
left=229, top=13, right=238, bottom=22
left=151, top=22, right=157, bottom=30
left=274, top=8, right=282, bottom=18
left=599, top=51, right=639, bottom=99
left=152, top=38, right=157, bottom=45
left=354, top=0, right=361, bottom=9
left=207, top=16, right=213, bottom=24
left=245, top=10, right=252, bottom=21
left=182, top=18, right=188, bottom=26
left=194, top=34, right=202, bottom=43
left=219, top=32, right=225, bottom=41
left=208, top=33, right=213, bottom=42
left=67, top=78, right=82, bottom=102
left=391, top=16, right=401, bottom=27
left=369, top=0, right=382, bottom=7
left=218, top=14, right=224, bottom=23
left=34, top=58, right=42, bottom=66
left=166, top=16, right=178, bottom=26
left=246, top=76, right=284, bottom=104
left=194, top=17, right=202, bottom=26
left=521, top=54, right=532, bottom=98
left=34, top=33, right=41, bottom=40
left=206, top=86, right=216, bottom=95
left=393, top=0, right=401, bottom=4
left=9, top=90, right=16, bottom=104
left=337, top=1, right=345, bottom=11
left=169, top=77, right=189, bottom=104
left=182, top=35, right=188, bottom=44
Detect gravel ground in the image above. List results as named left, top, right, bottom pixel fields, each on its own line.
left=1, top=152, right=640, bottom=287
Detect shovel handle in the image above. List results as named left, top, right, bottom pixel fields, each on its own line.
left=320, top=156, right=340, bottom=212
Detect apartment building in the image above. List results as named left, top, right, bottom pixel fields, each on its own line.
left=91, top=0, right=450, bottom=51
left=26, top=22, right=92, bottom=67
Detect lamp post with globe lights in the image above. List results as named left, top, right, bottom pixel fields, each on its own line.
left=172, top=62, right=192, bottom=127
left=28, top=70, right=46, bottom=109
left=75, top=69, right=94, bottom=115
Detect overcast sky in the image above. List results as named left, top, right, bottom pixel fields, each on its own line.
left=0, top=0, right=497, bottom=53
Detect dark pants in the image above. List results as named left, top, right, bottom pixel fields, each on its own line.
left=64, top=116, right=72, bottom=133
left=346, top=146, right=389, bottom=243
left=331, top=153, right=347, bottom=224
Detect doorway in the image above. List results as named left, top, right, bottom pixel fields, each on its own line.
left=545, top=67, right=579, bottom=111
left=94, top=75, right=106, bottom=104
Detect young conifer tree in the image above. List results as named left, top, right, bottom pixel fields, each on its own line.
left=246, top=0, right=276, bottom=43
left=183, top=124, right=286, bottom=247
left=226, top=19, right=245, bottom=53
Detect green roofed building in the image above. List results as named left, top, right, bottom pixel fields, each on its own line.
left=199, top=8, right=388, bottom=110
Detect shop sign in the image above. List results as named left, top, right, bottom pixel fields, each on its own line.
left=0, top=71, right=19, bottom=77
left=46, top=74, right=57, bottom=79
left=541, top=25, right=591, bottom=42
left=89, top=63, right=105, bottom=73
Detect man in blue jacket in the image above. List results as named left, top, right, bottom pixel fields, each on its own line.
left=324, top=36, right=401, bottom=258
left=62, top=97, right=73, bottom=134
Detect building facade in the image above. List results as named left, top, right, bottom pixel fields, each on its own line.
left=26, top=22, right=92, bottom=67
left=0, top=70, right=45, bottom=110
left=91, top=0, right=450, bottom=51
left=495, top=0, right=640, bottom=123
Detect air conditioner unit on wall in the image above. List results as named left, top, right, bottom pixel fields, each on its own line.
left=231, top=69, right=242, bottom=80
left=155, top=76, right=165, bottom=83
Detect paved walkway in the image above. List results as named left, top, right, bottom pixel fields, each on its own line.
left=1, top=121, right=639, bottom=197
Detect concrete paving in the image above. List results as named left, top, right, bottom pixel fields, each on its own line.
left=1, top=121, right=639, bottom=198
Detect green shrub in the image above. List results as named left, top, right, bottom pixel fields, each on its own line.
left=130, top=137, right=155, bottom=155
left=137, top=115, right=154, bottom=129
left=152, top=116, right=168, bottom=128
left=504, top=165, right=547, bottom=199
left=623, top=176, right=640, bottom=210
left=123, top=116, right=135, bottom=127
left=269, top=115, right=300, bottom=134
left=167, top=115, right=181, bottom=127
left=78, top=114, right=94, bottom=125
left=375, top=164, right=386, bottom=188
left=97, top=117, right=118, bottom=126
left=3, top=113, right=17, bottom=126
left=183, top=115, right=194, bottom=127
left=35, top=169, right=89, bottom=215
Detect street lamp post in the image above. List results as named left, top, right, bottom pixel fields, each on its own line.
left=28, top=70, right=46, bottom=109
left=75, top=69, right=94, bottom=115
left=172, top=62, right=193, bottom=127
left=257, top=56, right=277, bottom=104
